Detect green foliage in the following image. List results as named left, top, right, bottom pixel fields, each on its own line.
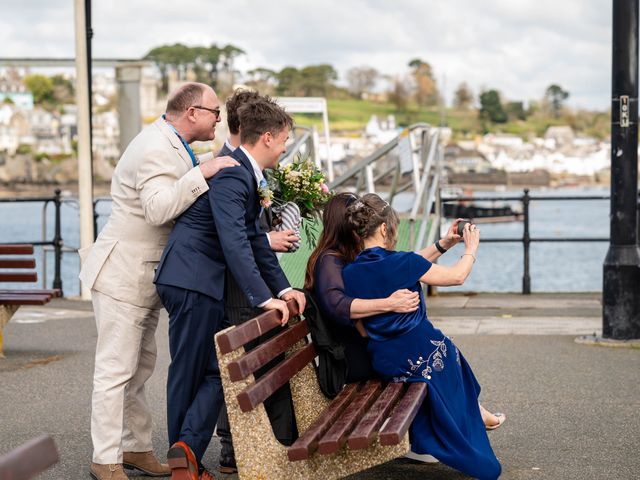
left=545, top=84, right=570, bottom=118
left=16, top=144, right=32, bottom=155
left=505, top=101, right=527, bottom=121
left=275, top=64, right=338, bottom=97
left=479, top=89, right=508, bottom=124
left=23, top=74, right=55, bottom=105
left=2, top=96, right=14, bottom=105
left=144, top=43, right=245, bottom=93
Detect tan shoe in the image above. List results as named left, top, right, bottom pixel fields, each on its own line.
left=90, top=463, right=129, bottom=480
left=123, top=451, right=171, bottom=477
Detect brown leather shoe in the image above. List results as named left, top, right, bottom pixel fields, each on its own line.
left=90, top=463, right=129, bottom=480
left=123, top=451, right=171, bottom=477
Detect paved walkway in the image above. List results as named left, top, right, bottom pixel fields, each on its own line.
left=1, top=294, right=638, bottom=480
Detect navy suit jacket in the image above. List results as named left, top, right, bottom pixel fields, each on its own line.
left=154, top=148, right=290, bottom=307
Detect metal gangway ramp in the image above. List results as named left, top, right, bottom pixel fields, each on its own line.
left=278, top=123, right=443, bottom=287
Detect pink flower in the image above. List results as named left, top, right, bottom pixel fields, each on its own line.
left=320, top=183, right=329, bottom=193
left=261, top=198, right=272, bottom=209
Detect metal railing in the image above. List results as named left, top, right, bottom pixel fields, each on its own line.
left=0, top=189, right=64, bottom=293
left=441, top=188, right=612, bottom=294
left=329, top=123, right=442, bottom=251
left=280, top=126, right=317, bottom=167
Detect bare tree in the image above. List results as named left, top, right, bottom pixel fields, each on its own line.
left=408, top=58, right=438, bottom=107
left=387, top=75, right=410, bottom=110
left=346, top=66, right=379, bottom=99
left=453, top=82, right=474, bottom=110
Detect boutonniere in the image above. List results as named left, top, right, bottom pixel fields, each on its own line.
left=258, top=178, right=273, bottom=209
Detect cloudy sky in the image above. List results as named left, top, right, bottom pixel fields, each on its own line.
left=3, top=0, right=612, bottom=109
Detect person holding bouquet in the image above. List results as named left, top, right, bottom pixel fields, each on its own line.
left=215, top=89, right=301, bottom=474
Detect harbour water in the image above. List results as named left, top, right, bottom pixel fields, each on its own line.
left=0, top=186, right=611, bottom=296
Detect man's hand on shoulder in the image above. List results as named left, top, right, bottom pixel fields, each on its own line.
left=199, top=155, right=239, bottom=179
left=281, top=289, right=306, bottom=316
left=268, top=230, right=300, bottom=253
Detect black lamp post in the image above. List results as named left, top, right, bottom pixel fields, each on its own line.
left=603, top=0, right=640, bottom=340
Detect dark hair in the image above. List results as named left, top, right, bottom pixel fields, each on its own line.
left=304, top=193, right=360, bottom=290
left=238, top=97, right=293, bottom=146
left=165, top=83, right=205, bottom=115
left=226, top=89, right=261, bottom=135
left=347, top=193, right=399, bottom=249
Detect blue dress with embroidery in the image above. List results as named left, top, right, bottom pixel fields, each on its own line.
left=343, top=247, right=501, bottom=480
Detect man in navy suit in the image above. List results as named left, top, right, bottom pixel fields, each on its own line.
left=154, top=98, right=306, bottom=480
left=215, top=89, right=301, bottom=474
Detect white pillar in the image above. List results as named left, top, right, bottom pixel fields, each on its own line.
left=116, top=63, right=143, bottom=155
left=74, top=0, right=94, bottom=300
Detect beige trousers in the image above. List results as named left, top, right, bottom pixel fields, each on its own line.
left=90, top=290, right=160, bottom=464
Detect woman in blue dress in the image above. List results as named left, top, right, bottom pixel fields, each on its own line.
left=341, top=193, right=503, bottom=480
left=305, top=193, right=422, bottom=383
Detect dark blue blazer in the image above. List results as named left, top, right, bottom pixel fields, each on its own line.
left=217, top=142, right=235, bottom=157
left=154, top=148, right=290, bottom=307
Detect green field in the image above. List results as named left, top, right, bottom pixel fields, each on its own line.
left=290, top=98, right=609, bottom=139
left=279, top=218, right=423, bottom=288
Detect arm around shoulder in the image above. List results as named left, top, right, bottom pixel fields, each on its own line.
left=137, top=150, right=209, bottom=226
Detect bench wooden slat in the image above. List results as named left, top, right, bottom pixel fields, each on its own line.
left=228, top=319, right=310, bottom=382
left=217, top=299, right=301, bottom=355
left=347, top=382, right=405, bottom=450
left=287, top=383, right=360, bottom=461
left=0, top=294, right=52, bottom=305
left=0, top=258, right=36, bottom=268
left=0, top=244, right=34, bottom=255
left=236, top=342, right=316, bottom=413
left=0, top=289, right=61, bottom=297
left=0, top=434, right=59, bottom=480
left=379, top=382, right=428, bottom=446
left=0, top=272, right=38, bottom=282
left=317, top=380, right=383, bottom=455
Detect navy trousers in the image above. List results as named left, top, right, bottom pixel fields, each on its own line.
left=156, top=284, right=225, bottom=463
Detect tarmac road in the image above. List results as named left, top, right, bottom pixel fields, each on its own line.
left=1, top=296, right=638, bottom=480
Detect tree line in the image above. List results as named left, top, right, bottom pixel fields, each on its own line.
left=15, top=42, right=600, bottom=137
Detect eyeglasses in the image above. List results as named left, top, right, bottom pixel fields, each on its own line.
left=193, top=105, right=221, bottom=118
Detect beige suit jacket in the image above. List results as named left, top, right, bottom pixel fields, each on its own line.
left=79, top=117, right=210, bottom=309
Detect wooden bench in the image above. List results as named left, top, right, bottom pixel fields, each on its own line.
left=0, top=435, right=59, bottom=479
left=0, top=244, right=61, bottom=357
left=215, top=300, right=427, bottom=480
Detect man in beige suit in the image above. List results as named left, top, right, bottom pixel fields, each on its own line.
left=80, top=82, right=237, bottom=480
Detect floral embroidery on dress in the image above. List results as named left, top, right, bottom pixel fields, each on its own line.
left=393, top=335, right=450, bottom=382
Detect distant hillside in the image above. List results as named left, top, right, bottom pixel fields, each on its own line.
left=291, top=99, right=610, bottom=140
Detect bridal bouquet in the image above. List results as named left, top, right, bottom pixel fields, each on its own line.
left=264, top=158, right=332, bottom=249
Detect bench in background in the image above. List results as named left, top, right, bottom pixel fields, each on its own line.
left=215, top=300, right=426, bottom=480
left=0, top=244, right=60, bottom=357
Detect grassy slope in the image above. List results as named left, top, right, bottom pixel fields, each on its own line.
left=279, top=218, right=422, bottom=288
left=290, top=98, right=608, bottom=139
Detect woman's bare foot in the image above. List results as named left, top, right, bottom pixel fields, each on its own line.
left=479, top=404, right=505, bottom=429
